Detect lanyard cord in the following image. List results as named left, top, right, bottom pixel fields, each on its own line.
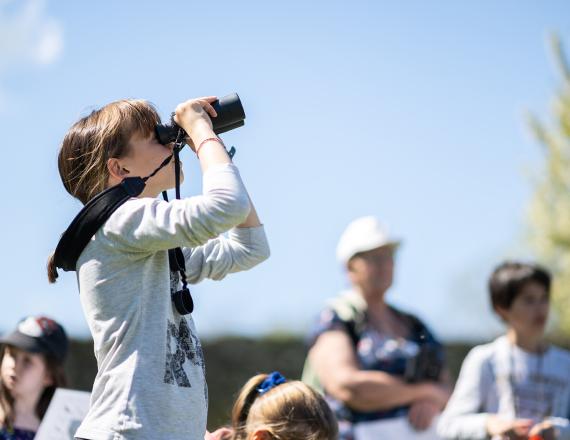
left=142, top=154, right=174, bottom=183
left=144, top=128, right=193, bottom=315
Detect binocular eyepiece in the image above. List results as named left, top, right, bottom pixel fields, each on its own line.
left=155, top=93, right=246, bottom=145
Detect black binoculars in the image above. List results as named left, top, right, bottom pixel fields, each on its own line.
left=155, top=93, right=246, bottom=145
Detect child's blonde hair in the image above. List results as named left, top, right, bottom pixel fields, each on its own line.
left=228, top=373, right=338, bottom=440
left=47, top=99, right=161, bottom=283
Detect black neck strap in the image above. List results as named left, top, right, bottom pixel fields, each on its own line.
left=54, top=129, right=195, bottom=315
left=53, top=177, right=146, bottom=272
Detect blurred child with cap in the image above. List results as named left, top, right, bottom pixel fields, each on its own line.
left=0, top=316, right=68, bottom=439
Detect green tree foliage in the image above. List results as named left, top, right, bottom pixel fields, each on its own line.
left=528, top=35, right=570, bottom=335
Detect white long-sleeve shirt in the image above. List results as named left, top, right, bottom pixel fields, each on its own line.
left=74, top=163, right=270, bottom=440
left=438, top=336, right=570, bottom=440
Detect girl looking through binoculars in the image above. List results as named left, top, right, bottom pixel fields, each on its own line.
left=48, top=96, right=270, bottom=439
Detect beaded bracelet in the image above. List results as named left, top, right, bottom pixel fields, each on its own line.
left=196, top=137, right=223, bottom=158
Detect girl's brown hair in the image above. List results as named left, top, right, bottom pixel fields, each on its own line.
left=47, top=99, right=161, bottom=283
left=0, top=347, right=67, bottom=430
left=227, top=373, right=338, bottom=440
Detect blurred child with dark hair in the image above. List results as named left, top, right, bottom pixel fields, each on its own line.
left=438, top=261, right=570, bottom=440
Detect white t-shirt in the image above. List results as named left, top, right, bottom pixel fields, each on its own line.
left=437, top=335, right=570, bottom=440
left=74, top=164, right=270, bottom=440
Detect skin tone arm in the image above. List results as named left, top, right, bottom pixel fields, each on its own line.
left=309, top=330, right=449, bottom=412
left=174, top=97, right=261, bottom=229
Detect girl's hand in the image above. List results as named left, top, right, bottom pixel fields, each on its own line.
left=486, top=415, right=533, bottom=439
left=174, top=96, right=218, bottom=150
left=204, top=427, right=233, bottom=440
left=408, top=399, right=439, bottom=431
left=529, top=420, right=556, bottom=440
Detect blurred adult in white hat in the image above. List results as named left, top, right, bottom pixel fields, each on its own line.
left=336, top=216, right=401, bottom=300
left=336, top=216, right=401, bottom=266
left=304, top=216, right=450, bottom=440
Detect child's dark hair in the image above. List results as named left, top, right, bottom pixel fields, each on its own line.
left=226, top=373, right=338, bottom=440
left=489, top=261, right=551, bottom=311
left=47, top=99, right=161, bottom=283
left=0, top=347, right=67, bottom=430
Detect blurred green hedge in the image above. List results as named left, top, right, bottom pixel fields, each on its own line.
left=64, top=335, right=476, bottom=430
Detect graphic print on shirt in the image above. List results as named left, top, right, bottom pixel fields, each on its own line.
left=164, top=317, right=206, bottom=389
left=510, top=372, right=563, bottom=419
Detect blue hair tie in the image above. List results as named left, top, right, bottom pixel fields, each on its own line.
left=257, top=371, right=286, bottom=395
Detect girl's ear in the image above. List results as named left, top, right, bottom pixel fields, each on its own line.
left=107, top=158, right=130, bottom=181
left=250, top=430, right=272, bottom=440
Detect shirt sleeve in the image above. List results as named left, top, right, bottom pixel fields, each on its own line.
left=100, top=164, right=251, bottom=252
left=437, top=346, right=492, bottom=440
left=306, top=307, right=353, bottom=349
left=182, top=225, right=270, bottom=283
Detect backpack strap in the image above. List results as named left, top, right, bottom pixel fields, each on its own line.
left=328, top=290, right=368, bottom=344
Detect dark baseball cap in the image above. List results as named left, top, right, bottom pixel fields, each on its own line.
left=0, top=316, right=69, bottom=362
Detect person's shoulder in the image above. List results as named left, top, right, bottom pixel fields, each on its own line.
left=308, top=291, right=361, bottom=336
left=547, top=343, right=570, bottom=363
left=103, top=197, right=163, bottom=229
left=117, top=196, right=161, bottom=213
left=464, top=337, right=505, bottom=366
left=389, top=304, right=425, bottom=325
left=388, top=305, right=438, bottom=339
left=325, top=290, right=365, bottom=321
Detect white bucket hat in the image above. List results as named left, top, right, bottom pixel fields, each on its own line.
left=336, top=216, right=401, bottom=266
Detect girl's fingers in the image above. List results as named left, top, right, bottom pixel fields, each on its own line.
left=178, top=97, right=217, bottom=110
left=417, top=411, right=426, bottom=429
left=195, top=96, right=218, bottom=103
left=408, top=407, right=420, bottom=429
left=201, top=101, right=217, bottom=118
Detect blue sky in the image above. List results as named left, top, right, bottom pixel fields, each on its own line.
left=0, top=0, right=569, bottom=340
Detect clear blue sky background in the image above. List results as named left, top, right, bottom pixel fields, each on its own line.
left=0, top=0, right=569, bottom=341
